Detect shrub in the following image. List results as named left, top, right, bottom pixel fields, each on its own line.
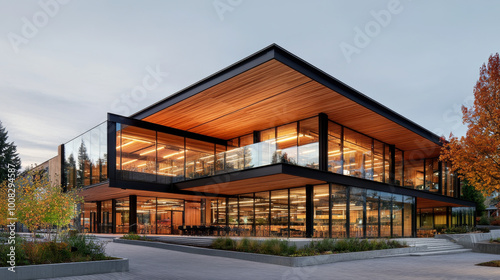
left=212, top=237, right=235, bottom=250
left=491, top=218, right=500, bottom=226
left=121, top=233, right=149, bottom=241
left=478, top=215, right=491, bottom=225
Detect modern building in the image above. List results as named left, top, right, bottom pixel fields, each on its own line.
left=46, top=44, right=475, bottom=238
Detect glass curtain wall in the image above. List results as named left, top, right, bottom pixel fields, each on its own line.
left=289, top=187, right=306, bottom=237
left=137, top=197, right=157, bottom=234
left=313, top=184, right=330, bottom=238
left=64, top=122, right=108, bottom=189
left=327, top=121, right=343, bottom=174
left=331, top=185, right=347, bottom=238
left=298, top=118, right=319, bottom=169
left=100, top=200, right=113, bottom=233
left=255, top=191, right=270, bottom=237
left=344, top=129, right=372, bottom=179
left=238, top=194, right=254, bottom=236
left=366, top=190, right=379, bottom=237
left=380, top=193, right=392, bottom=237
left=349, top=188, right=366, bottom=238
left=271, top=189, right=289, bottom=237
left=392, top=194, right=403, bottom=237
left=115, top=198, right=129, bottom=234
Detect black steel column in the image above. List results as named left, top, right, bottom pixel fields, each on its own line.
left=305, top=185, right=314, bottom=238
left=329, top=183, right=333, bottom=238
left=107, top=119, right=117, bottom=182
left=59, top=144, right=66, bottom=192
left=362, top=192, right=367, bottom=238
left=412, top=198, right=417, bottom=237
left=346, top=186, right=350, bottom=238
left=96, top=201, right=102, bottom=234
left=253, top=131, right=260, bottom=144
left=318, top=113, right=329, bottom=172
left=129, top=195, right=137, bottom=233
left=390, top=195, right=394, bottom=237
left=112, top=199, right=117, bottom=234
left=389, top=145, right=396, bottom=185
left=378, top=197, right=381, bottom=237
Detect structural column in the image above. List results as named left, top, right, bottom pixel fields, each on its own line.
left=305, top=185, right=314, bottom=238
left=318, top=113, right=328, bottom=172
left=129, top=195, right=137, bottom=233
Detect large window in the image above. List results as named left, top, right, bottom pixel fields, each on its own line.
left=392, top=194, right=403, bottom=237
left=366, top=190, right=379, bottom=237
left=276, top=123, right=298, bottom=164
left=238, top=194, right=254, bottom=236
left=298, top=118, right=319, bottom=169
left=271, top=189, right=289, bottom=237
left=157, top=132, right=185, bottom=183
left=118, top=125, right=157, bottom=182
left=344, top=129, right=372, bottom=179
left=313, top=184, right=330, bottom=238
left=289, top=187, right=306, bottom=237
left=255, top=191, right=270, bottom=237
left=115, top=198, right=129, bottom=234
left=380, top=193, right=392, bottom=237
left=327, top=121, right=342, bottom=174
left=331, top=185, right=347, bottom=238
left=349, top=188, right=365, bottom=238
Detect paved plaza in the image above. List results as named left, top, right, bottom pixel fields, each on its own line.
left=46, top=238, right=499, bottom=280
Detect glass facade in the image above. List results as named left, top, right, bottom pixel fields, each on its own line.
left=64, top=122, right=108, bottom=190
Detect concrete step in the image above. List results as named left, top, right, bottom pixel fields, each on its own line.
left=410, top=249, right=472, bottom=256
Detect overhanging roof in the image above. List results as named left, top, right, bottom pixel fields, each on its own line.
left=131, top=44, right=442, bottom=158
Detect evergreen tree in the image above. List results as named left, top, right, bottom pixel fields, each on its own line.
left=0, top=121, right=21, bottom=183
left=461, top=180, right=486, bottom=217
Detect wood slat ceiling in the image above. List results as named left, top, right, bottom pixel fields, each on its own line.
left=181, top=174, right=325, bottom=195
left=143, top=59, right=441, bottom=158
left=416, top=197, right=465, bottom=209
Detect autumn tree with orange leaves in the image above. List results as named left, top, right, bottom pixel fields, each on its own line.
left=440, top=53, right=500, bottom=195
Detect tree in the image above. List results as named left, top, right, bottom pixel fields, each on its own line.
left=460, top=181, right=486, bottom=217
left=440, top=53, right=500, bottom=195
left=0, top=121, right=21, bottom=183
left=11, top=169, right=83, bottom=240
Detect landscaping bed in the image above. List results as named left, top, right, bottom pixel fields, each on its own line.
left=116, top=236, right=418, bottom=267
left=0, top=233, right=128, bottom=279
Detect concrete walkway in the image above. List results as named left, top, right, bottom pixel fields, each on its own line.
left=44, top=237, right=500, bottom=280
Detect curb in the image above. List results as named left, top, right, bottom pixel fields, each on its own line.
left=0, top=258, right=129, bottom=280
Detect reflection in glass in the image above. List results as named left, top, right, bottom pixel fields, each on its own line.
left=157, top=198, right=184, bottom=234
left=275, top=123, right=298, bottom=164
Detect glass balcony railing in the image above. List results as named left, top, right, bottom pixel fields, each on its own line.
left=115, top=122, right=319, bottom=185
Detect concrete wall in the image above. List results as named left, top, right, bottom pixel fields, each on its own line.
left=435, top=229, right=500, bottom=249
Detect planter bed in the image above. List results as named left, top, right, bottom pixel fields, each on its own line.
left=115, top=238, right=422, bottom=267
left=0, top=258, right=128, bottom=280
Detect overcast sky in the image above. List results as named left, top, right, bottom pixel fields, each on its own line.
left=1, top=0, right=499, bottom=169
